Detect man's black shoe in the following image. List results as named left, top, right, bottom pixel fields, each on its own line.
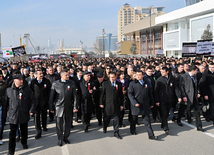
left=23, top=144, right=28, bottom=149
left=103, top=128, right=107, bottom=133
left=98, top=122, right=102, bottom=126
left=64, top=139, right=70, bottom=144
left=197, top=127, right=206, bottom=132
left=131, top=131, right=137, bottom=135
left=7, top=153, right=14, bottom=155
left=177, top=122, right=183, bottom=126
left=84, top=129, right=88, bottom=133
left=71, top=125, right=74, bottom=128
left=58, top=140, right=63, bottom=147
left=114, top=133, right=122, bottom=139
left=149, top=136, right=158, bottom=140
left=165, top=130, right=169, bottom=135
left=205, top=118, right=210, bottom=122
left=43, top=128, right=48, bottom=131
left=35, top=134, right=41, bottom=140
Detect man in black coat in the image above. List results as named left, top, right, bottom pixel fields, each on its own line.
left=128, top=71, right=157, bottom=140
left=45, top=66, right=60, bottom=122
left=0, top=71, right=8, bottom=145
left=2, top=74, right=36, bottom=154
left=49, top=68, right=78, bottom=146
left=155, top=67, right=181, bottom=134
left=94, top=72, right=105, bottom=126
left=202, top=62, right=214, bottom=125
left=79, top=71, right=96, bottom=132
left=2, top=66, right=13, bottom=85
left=100, top=72, right=123, bottom=139
left=177, top=65, right=205, bottom=132
left=30, top=69, right=51, bottom=139
left=72, top=68, right=83, bottom=123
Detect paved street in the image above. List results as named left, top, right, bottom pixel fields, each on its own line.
left=1, top=112, right=214, bottom=155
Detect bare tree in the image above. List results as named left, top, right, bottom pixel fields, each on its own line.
left=129, top=42, right=137, bottom=55
left=201, top=24, right=213, bottom=40
left=93, top=37, right=103, bottom=55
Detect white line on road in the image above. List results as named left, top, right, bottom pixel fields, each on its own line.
left=61, top=144, right=70, bottom=155
left=181, top=120, right=214, bottom=139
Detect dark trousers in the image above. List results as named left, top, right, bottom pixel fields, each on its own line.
left=34, top=109, right=47, bottom=135
left=151, top=105, right=161, bottom=120
left=0, top=117, right=6, bottom=140
left=119, top=109, right=125, bottom=126
left=49, top=110, right=54, bottom=120
left=82, top=113, right=92, bottom=130
left=95, top=103, right=102, bottom=124
left=209, top=103, right=214, bottom=122
left=103, top=114, right=119, bottom=134
left=160, top=102, right=172, bottom=131
left=177, top=104, right=202, bottom=128
left=56, top=113, right=71, bottom=141
left=9, top=123, right=28, bottom=154
left=130, top=115, right=154, bottom=137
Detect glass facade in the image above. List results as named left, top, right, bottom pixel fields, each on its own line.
left=191, top=15, right=213, bottom=41
left=185, top=0, right=203, bottom=6
left=99, top=34, right=118, bottom=53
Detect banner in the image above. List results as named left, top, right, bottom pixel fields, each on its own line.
left=12, top=45, right=26, bottom=57
left=196, top=40, right=212, bottom=55
left=182, top=42, right=197, bottom=57
left=157, top=49, right=164, bottom=55
left=2, top=47, right=14, bottom=58
left=209, top=45, right=214, bottom=57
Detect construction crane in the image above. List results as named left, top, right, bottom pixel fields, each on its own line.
left=23, top=34, right=40, bottom=54
left=20, top=35, right=22, bottom=46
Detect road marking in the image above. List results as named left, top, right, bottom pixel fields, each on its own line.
left=181, top=120, right=214, bottom=138
left=61, top=144, right=69, bottom=155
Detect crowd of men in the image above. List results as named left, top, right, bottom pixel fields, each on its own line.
left=0, top=56, right=213, bottom=155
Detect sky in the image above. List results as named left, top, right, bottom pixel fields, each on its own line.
left=0, top=0, right=185, bottom=49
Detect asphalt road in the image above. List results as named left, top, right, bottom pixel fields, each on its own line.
left=1, top=113, right=214, bottom=155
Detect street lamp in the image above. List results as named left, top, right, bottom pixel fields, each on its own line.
left=102, top=29, right=105, bottom=57
left=80, top=40, right=83, bottom=55
left=146, top=6, right=155, bottom=55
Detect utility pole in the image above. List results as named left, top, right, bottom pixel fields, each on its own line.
left=80, top=40, right=83, bottom=55
left=102, top=29, right=105, bottom=57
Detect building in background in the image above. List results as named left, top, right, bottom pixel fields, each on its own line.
left=98, top=33, right=118, bottom=54
left=156, top=0, right=214, bottom=57
left=118, top=3, right=165, bottom=42
left=185, top=0, right=203, bottom=6
left=47, top=38, right=51, bottom=48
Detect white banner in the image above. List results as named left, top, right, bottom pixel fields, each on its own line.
left=210, top=45, right=214, bottom=56
left=196, top=40, right=212, bottom=55
left=2, top=47, right=14, bottom=58
left=157, top=49, right=164, bottom=55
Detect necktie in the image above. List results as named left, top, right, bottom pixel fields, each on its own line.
left=191, top=76, right=195, bottom=83
left=112, top=82, right=115, bottom=90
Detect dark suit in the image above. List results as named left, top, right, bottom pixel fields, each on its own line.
left=79, top=79, right=96, bottom=130
left=128, top=78, right=155, bottom=136
left=49, top=79, right=77, bottom=141
left=30, top=78, right=51, bottom=135
left=26, top=76, right=35, bottom=86
left=177, top=72, right=202, bottom=128
left=100, top=80, right=123, bottom=134
left=155, top=75, right=180, bottom=131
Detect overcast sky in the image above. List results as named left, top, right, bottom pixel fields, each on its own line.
left=0, top=0, right=185, bottom=48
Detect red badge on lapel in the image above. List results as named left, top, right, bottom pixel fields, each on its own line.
left=92, top=73, right=94, bottom=77
left=116, top=84, right=118, bottom=90
left=145, top=84, right=147, bottom=88
left=123, top=86, right=125, bottom=91
left=44, top=84, right=47, bottom=88
left=170, top=83, right=173, bottom=87
left=67, top=85, right=70, bottom=90
left=88, top=83, right=90, bottom=90
left=19, top=93, right=22, bottom=99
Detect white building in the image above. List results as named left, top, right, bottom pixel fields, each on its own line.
left=156, top=0, right=214, bottom=57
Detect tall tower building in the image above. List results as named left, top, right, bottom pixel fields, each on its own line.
left=118, top=3, right=165, bottom=42
left=118, top=3, right=135, bottom=42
